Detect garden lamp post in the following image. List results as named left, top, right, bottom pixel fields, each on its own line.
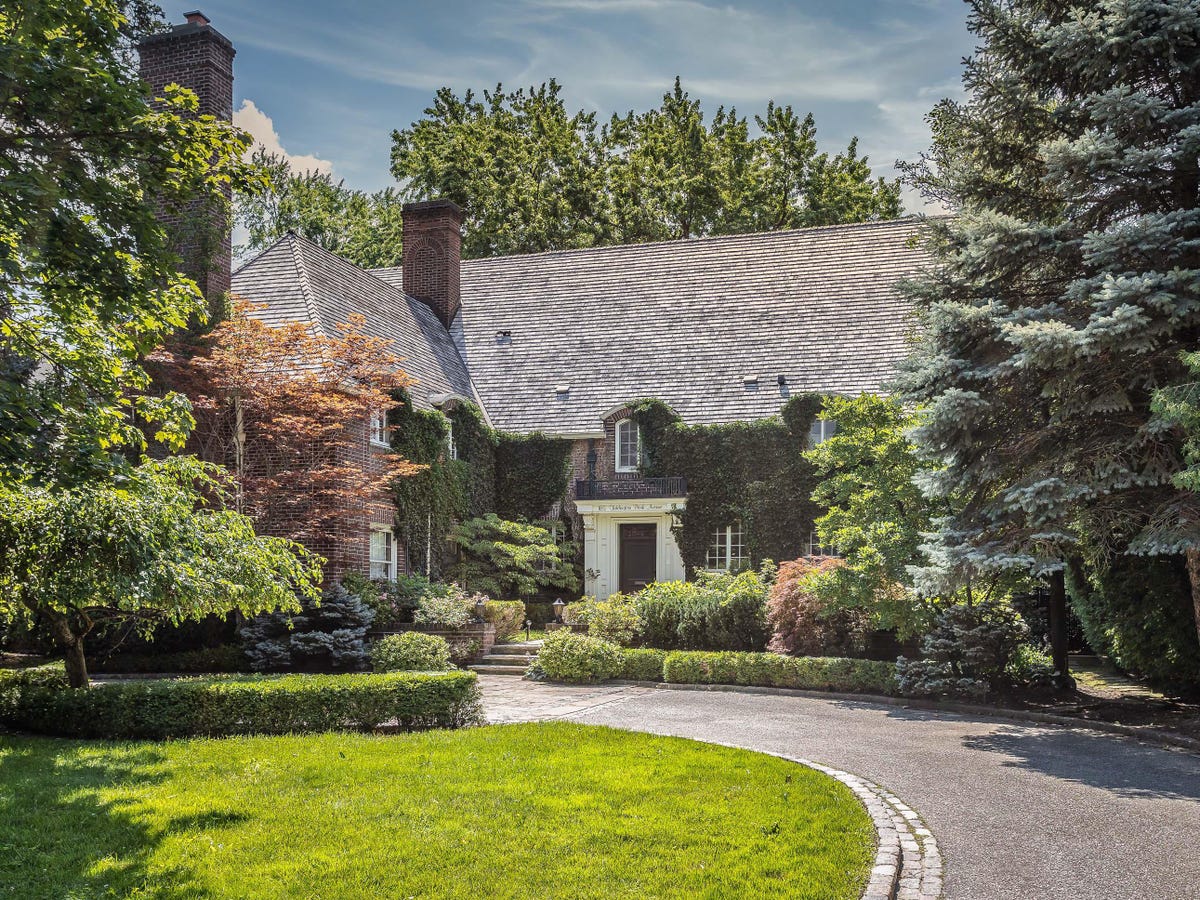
left=552, top=598, right=565, bottom=624
left=475, top=597, right=486, bottom=623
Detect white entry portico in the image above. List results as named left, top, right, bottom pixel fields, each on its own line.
left=575, top=496, right=687, bottom=599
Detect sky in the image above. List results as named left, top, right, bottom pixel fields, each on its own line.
left=193, top=0, right=978, bottom=212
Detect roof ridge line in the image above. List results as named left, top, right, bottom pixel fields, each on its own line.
left=285, top=233, right=326, bottom=336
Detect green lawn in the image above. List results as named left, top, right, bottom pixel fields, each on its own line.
left=0, top=722, right=874, bottom=899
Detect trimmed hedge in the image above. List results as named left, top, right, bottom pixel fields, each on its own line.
left=533, top=631, right=623, bottom=683
left=0, top=664, right=70, bottom=720
left=662, top=651, right=896, bottom=695
left=370, top=632, right=454, bottom=672
left=619, top=649, right=666, bottom=682
left=1, top=670, right=482, bottom=739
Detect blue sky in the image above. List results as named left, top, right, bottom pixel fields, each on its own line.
left=193, top=0, right=976, bottom=211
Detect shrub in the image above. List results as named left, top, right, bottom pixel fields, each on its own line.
left=572, top=593, right=641, bottom=646
left=619, top=648, right=666, bottom=682
left=89, top=645, right=247, bottom=674
left=342, top=572, right=432, bottom=629
left=896, top=599, right=1029, bottom=699
left=2, top=671, right=482, bottom=738
left=241, top=584, right=375, bottom=672
left=371, top=633, right=454, bottom=672
left=633, top=567, right=771, bottom=651
left=561, top=601, right=590, bottom=629
left=1006, top=644, right=1057, bottom=690
left=448, top=514, right=578, bottom=599
left=414, top=587, right=479, bottom=629
left=0, top=663, right=69, bottom=720
left=767, top=557, right=870, bottom=656
left=662, top=651, right=896, bottom=694
left=482, top=600, right=526, bottom=641
left=534, top=631, right=624, bottom=684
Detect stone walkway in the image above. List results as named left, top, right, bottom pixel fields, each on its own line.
left=476, top=676, right=1200, bottom=900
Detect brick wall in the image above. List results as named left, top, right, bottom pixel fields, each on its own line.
left=402, top=200, right=465, bottom=328
left=137, top=16, right=235, bottom=303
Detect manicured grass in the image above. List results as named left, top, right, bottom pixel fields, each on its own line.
left=502, top=627, right=549, bottom=642
left=0, top=723, right=874, bottom=899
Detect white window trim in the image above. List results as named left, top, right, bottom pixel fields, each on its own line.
left=369, top=524, right=397, bottom=581
left=446, top=422, right=458, bottom=461
left=706, top=523, right=748, bottom=572
left=615, top=418, right=641, bottom=473
left=369, top=410, right=389, bottom=448
left=808, top=418, right=837, bottom=446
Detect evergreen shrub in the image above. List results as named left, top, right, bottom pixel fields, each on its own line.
left=533, top=631, right=623, bottom=683
left=482, top=600, right=526, bottom=641
left=1, top=671, right=482, bottom=738
left=619, top=648, right=666, bottom=682
left=661, top=651, right=896, bottom=694
left=633, top=568, right=771, bottom=651
left=370, top=633, right=454, bottom=672
left=241, top=584, right=375, bottom=672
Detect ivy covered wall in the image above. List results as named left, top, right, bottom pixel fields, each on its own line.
left=632, top=394, right=825, bottom=573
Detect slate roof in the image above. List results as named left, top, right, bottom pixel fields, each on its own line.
left=374, top=218, right=928, bottom=437
left=231, top=233, right=475, bottom=411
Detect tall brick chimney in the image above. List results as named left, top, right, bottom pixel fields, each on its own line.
left=402, top=200, right=465, bottom=329
left=137, top=11, right=235, bottom=304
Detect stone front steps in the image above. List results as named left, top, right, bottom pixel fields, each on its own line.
left=469, top=641, right=540, bottom=677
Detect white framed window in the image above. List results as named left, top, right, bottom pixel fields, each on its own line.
left=808, top=418, right=838, bottom=446
left=808, top=531, right=838, bottom=558
left=706, top=523, right=749, bottom=571
left=446, top=422, right=458, bottom=460
left=369, top=410, right=389, bottom=447
left=369, top=525, right=396, bottom=580
left=615, top=418, right=641, bottom=472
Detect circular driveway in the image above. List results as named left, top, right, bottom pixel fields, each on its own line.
left=480, top=677, right=1200, bottom=900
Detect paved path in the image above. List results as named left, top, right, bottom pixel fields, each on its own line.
left=478, top=676, right=1200, bottom=900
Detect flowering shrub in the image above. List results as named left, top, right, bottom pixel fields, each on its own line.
left=767, top=557, right=870, bottom=657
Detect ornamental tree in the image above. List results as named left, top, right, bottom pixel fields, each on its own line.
left=155, top=305, right=421, bottom=562
left=897, top=0, right=1200, bottom=671
left=0, top=0, right=258, bottom=483
left=0, top=457, right=322, bottom=687
left=448, top=514, right=578, bottom=600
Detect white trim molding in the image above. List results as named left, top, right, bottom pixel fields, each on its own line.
left=575, top=497, right=687, bottom=598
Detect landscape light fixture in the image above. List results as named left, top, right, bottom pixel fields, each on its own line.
left=552, top=598, right=566, bottom=624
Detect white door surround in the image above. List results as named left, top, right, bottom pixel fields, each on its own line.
left=575, top=497, right=687, bottom=598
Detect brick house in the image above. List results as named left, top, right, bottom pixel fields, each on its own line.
left=143, top=13, right=928, bottom=596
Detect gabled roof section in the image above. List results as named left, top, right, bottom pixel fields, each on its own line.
left=378, top=218, right=927, bottom=436
left=231, top=233, right=475, bottom=411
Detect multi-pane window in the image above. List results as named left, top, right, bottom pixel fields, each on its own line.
left=369, top=526, right=395, bottom=580
left=706, top=522, right=749, bottom=571
left=615, top=418, right=641, bottom=472
left=369, top=410, right=388, bottom=446
left=808, top=531, right=838, bottom=558
left=808, top=418, right=838, bottom=446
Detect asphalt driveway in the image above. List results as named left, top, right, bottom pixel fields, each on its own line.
left=479, top=677, right=1200, bottom=900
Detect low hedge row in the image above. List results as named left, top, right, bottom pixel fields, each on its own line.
left=619, top=648, right=667, bottom=682
left=661, top=651, right=897, bottom=694
left=1, top=668, right=482, bottom=739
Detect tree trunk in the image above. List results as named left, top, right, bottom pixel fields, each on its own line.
left=1048, top=569, right=1069, bottom=679
left=1184, top=546, right=1200, bottom=652
left=47, top=613, right=90, bottom=688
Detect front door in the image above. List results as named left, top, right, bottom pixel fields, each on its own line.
left=619, top=523, right=657, bottom=594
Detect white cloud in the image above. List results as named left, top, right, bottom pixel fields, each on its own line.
left=234, top=99, right=335, bottom=175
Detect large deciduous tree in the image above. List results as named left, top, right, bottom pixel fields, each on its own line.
left=235, top=149, right=406, bottom=268
left=0, top=457, right=322, bottom=687
left=897, top=0, right=1200, bottom=670
left=0, top=0, right=258, bottom=483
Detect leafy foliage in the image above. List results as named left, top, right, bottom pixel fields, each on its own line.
left=449, top=514, right=578, bottom=600
left=391, top=78, right=900, bottom=257
left=568, top=593, right=642, bottom=646
left=235, top=148, right=405, bottom=267
left=532, top=630, right=624, bottom=684
left=370, top=632, right=454, bottom=672
left=1067, top=555, right=1200, bottom=688
left=661, top=651, right=897, bottom=695
left=481, top=600, right=526, bottom=641
left=619, top=648, right=667, bottom=682
left=493, top=433, right=573, bottom=521
left=241, top=584, right=374, bottom=672
left=645, top=394, right=824, bottom=571
left=0, top=457, right=321, bottom=686
left=0, top=0, right=259, bottom=481
left=413, top=587, right=479, bottom=629
left=632, top=567, right=772, bottom=652
left=1, top=669, right=483, bottom=737
left=766, top=558, right=870, bottom=657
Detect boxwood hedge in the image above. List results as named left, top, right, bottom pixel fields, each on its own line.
left=662, top=651, right=896, bottom=694
left=0, top=668, right=482, bottom=738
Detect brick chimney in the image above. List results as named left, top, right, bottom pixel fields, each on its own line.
left=402, top=200, right=465, bottom=328
left=137, top=11, right=235, bottom=305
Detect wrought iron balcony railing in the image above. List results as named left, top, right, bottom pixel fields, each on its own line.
left=574, top=476, right=687, bottom=501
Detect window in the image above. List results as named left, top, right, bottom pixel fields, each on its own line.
left=446, top=422, right=458, bottom=460
left=615, top=418, right=641, bottom=472
left=808, top=418, right=838, bottom=446
left=808, top=531, right=839, bottom=558
left=369, top=526, right=396, bottom=580
left=706, top=523, right=749, bottom=571
left=369, top=410, right=388, bottom=447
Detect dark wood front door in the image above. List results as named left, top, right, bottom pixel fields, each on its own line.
left=619, top=523, right=657, bottom=594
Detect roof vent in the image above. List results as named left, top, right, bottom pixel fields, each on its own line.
left=495, top=329, right=512, bottom=344
left=555, top=383, right=570, bottom=397
left=743, top=374, right=759, bottom=389
left=777, top=374, right=787, bottom=385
